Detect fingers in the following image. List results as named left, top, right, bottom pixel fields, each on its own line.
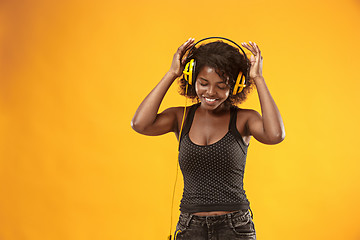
left=241, top=41, right=256, bottom=55
left=241, top=41, right=261, bottom=58
left=178, top=37, right=195, bottom=53
left=241, top=42, right=256, bottom=56
left=179, top=37, right=195, bottom=64
left=253, top=42, right=261, bottom=57
left=185, top=39, right=195, bottom=52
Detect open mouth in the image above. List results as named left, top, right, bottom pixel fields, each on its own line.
left=205, top=97, right=216, bottom=102
left=203, top=96, right=218, bottom=104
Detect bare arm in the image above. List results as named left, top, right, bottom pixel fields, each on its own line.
left=131, top=71, right=178, bottom=135
left=131, top=38, right=195, bottom=136
left=241, top=41, right=285, bottom=144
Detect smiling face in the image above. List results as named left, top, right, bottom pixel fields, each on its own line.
left=195, top=65, right=231, bottom=112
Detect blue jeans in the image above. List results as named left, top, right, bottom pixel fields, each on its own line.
left=173, top=209, right=256, bottom=240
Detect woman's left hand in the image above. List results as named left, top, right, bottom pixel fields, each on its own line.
left=241, top=41, right=263, bottom=80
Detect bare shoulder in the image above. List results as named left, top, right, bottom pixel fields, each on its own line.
left=235, top=107, right=261, bottom=140
left=241, top=108, right=261, bottom=119
left=161, top=105, right=192, bottom=134
left=235, top=107, right=260, bottom=121
left=162, top=106, right=189, bottom=118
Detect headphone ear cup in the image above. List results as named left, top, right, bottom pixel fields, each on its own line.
left=183, top=59, right=195, bottom=85
left=232, top=72, right=246, bottom=95
left=183, top=61, right=190, bottom=82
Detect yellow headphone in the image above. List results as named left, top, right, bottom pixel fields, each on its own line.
left=182, top=37, right=249, bottom=95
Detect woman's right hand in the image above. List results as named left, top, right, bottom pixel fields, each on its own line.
left=169, top=37, right=195, bottom=78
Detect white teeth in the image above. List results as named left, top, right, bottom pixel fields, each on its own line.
left=205, top=97, right=216, bottom=102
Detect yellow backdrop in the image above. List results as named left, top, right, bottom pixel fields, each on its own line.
left=1, top=0, right=360, bottom=239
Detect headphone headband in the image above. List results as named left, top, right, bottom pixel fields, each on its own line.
left=186, top=36, right=249, bottom=63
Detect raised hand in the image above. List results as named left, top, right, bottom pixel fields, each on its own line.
left=169, top=37, right=195, bottom=78
left=241, top=41, right=263, bottom=80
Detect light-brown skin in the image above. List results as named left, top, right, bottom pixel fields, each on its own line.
left=131, top=37, right=285, bottom=216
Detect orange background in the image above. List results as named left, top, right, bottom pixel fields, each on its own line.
left=1, top=0, right=360, bottom=239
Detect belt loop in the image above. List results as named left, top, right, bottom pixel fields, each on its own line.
left=249, top=207, right=254, bottom=219
left=227, top=212, right=235, bottom=229
left=185, top=214, right=193, bottom=227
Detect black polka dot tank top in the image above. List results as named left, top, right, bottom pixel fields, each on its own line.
left=178, top=103, right=250, bottom=213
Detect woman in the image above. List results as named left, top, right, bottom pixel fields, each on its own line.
left=131, top=37, right=285, bottom=240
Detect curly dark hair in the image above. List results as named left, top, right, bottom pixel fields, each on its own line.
left=178, top=40, right=255, bottom=107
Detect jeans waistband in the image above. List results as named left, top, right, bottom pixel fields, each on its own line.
left=179, top=207, right=254, bottom=227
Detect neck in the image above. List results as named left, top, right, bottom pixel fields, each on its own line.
left=198, top=102, right=230, bottom=116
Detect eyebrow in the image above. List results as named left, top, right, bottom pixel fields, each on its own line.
left=199, top=77, right=226, bottom=84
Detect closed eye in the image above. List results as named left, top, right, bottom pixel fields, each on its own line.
left=218, top=84, right=227, bottom=89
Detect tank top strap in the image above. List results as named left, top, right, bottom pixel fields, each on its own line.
left=179, top=103, right=200, bottom=147
left=229, top=105, right=238, bottom=132
left=229, top=105, right=249, bottom=152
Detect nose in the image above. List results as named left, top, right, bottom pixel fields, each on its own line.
left=207, top=85, right=216, bottom=96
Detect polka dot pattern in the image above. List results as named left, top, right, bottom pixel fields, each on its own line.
left=178, top=104, right=250, bottom=212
